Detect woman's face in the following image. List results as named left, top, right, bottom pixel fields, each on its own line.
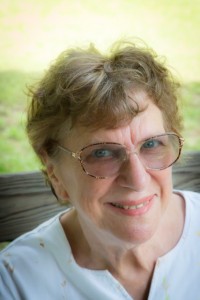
left=51, top=95, right=174, bottom=247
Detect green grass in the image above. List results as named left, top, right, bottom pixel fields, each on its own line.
left=0, top=71, right=42, bottom=173
left=181, top=82, right=200, bottom=149
left=0, top=0, right=200, bottom=173
left=0, top=242, right=9, bottom=250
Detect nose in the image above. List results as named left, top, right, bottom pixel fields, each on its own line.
left=117, top=152, right=150, bottom=191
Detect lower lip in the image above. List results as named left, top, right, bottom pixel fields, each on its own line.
left=107, top=195, right=155, bottom=216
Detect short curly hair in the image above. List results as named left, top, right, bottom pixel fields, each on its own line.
left=26, top=39, right=183, bottom=163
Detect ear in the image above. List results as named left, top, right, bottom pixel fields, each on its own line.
left=41, top=152, right=69, bottom=202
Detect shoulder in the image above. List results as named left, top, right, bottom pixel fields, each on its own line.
left=177, top=190, right=200, bottom=240
left=0, top=209, right=71, bottom=271
left=176, top=190, right=200, bottom=205
left=178, top=190, right=200, bottom=221
left=173, top=190, right=200, bottom=238
left=0, top=210, right=73, bottom=298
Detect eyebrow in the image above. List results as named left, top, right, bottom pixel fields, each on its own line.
left=73, top=131, right=168, bottom=151
left=83, top=134, right=167, bottom=149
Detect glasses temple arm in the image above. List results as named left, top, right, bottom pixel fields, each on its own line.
left=58, top=145, right=80, bottom=159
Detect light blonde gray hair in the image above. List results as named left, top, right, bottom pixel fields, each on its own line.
left=27, top=39, right=183, bottom=162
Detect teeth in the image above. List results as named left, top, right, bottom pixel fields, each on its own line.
left=112, top=201, right=149, bottom=210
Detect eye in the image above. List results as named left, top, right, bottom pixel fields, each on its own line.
left=93, top=148, right=113, bottom=158
left=82, top=147, right=115, bottom=164
left=82, top=144, right=126, bottom=164
left=142, top=139, right=161, bottom=149
left=82, top=145, right=125, bottom=163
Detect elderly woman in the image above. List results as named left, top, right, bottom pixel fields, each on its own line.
left=1, top=40, right=200, bottom=300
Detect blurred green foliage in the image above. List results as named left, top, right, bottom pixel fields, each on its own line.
left=0, top=0, right=199, bottom=173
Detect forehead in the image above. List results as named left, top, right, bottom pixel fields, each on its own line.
left=64, top=100, right=165, bottom=149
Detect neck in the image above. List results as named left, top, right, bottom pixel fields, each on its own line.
left=61, top=193, right=185, bottom=276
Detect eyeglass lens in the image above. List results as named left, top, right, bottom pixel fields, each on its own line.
left=80, top=134, right=181, bottom=178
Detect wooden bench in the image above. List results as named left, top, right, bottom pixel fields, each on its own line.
left=0, top=151, right=200, bottom=243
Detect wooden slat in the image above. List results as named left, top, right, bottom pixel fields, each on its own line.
left=0, top=171, right=50, bottom=196
left=172, top=151, right=200, bottom=191
left=0, top=172, right=70, bottom=241
left=0, top=151, right=199, bottom=242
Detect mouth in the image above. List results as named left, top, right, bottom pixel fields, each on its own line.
left=108, top=195, right=155, bottom=216
left=110, top=200, right=150, bottom=210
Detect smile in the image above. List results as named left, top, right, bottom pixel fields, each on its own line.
left=111, top=201, right=150, bottom=210
left=108, top=194, right=155, bottom=216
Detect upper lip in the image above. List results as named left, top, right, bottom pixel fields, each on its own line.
left=108, top=194, right=155, bottom=206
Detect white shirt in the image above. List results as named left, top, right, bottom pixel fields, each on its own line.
left=1, top=191, right=200, bottom=300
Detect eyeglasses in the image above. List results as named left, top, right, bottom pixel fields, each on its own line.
left=57, top=133, right=184, bottom=179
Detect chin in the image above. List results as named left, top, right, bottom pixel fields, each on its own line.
left=111, top=222, right=158, bottom=248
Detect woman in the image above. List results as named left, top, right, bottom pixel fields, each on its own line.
left=1, top=40, right=200, bottom=300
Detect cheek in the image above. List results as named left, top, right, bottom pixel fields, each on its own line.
left=161, top=168, right=173, bottom=189
left=152, top=167, right=173, bottom=188
left=78, top=179, right=113, bottom=206
left=153, top=168, right=173, bottom=207
left=62, top=164, right=114, bottom=209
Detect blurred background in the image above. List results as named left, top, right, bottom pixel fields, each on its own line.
left=0, top=0, right=200, bottom=173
